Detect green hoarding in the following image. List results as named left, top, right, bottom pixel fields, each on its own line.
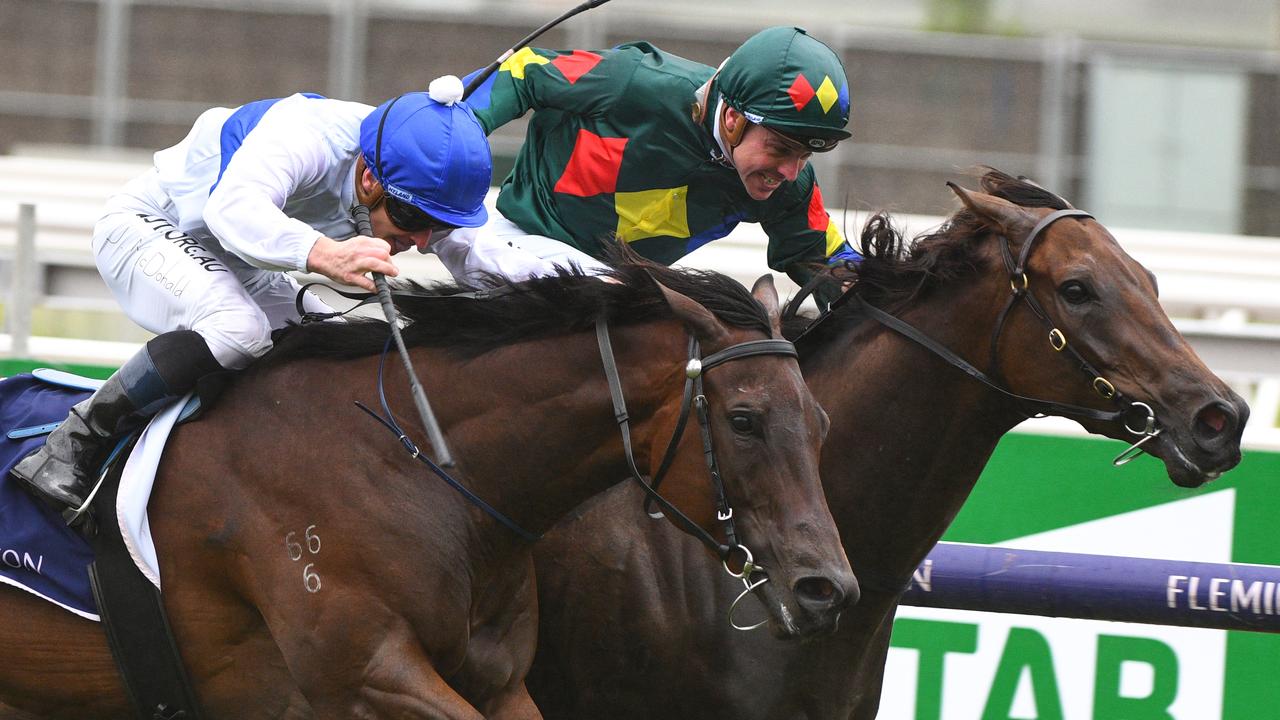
left=0, top=358, right=116, bottom=381
left=882, top=432, right=1280, bottom=719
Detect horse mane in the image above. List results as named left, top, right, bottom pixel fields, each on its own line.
left=264, top=250, right=770, bottom=363
left=782, top=168, right=1071, bottom=344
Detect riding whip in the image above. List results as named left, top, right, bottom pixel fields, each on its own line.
left=462, top=0, right=613, bottom=97
left=350, top=0, right=615, bottom=467
left=349, top=204, right=455, bottom=466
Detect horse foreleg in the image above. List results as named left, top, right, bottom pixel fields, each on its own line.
left=279, top=620, right=483, bottom=720
left=847, top=605, right=899, bottom=720
left=354, top=664, right=486, bottom=720
left=481, top=682, right=542, bottom=720
left=301, top=658, right=485, bottom=720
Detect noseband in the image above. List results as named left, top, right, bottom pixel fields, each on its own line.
left=854, top=208, right=1162, bottom=465
left=596, top=318, right=798, bottom=631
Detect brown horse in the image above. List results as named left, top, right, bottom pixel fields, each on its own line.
left=0, top=260, right=855, bottom=719
left=525, top=170, right=1249, bottom=719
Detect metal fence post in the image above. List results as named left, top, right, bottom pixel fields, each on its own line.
left=1038, top=33, right=1080, bottom=195
left=9, top=203, right=36, bottom=358
left=328, top=0, right=367, bottom=101
left=93, top=0, right=129, bottom=148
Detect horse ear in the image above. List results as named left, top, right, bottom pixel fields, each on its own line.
left=947, top=181, right=1036, bottom=240
left=751, top=274, right=784, bottom=337
left=653, top=280, right=733, bottom=348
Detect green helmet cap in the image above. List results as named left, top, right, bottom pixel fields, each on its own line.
left=717, top=26, right=851, bottom=149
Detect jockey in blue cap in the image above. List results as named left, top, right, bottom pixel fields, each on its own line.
left=12, top=77, right=492, bottom=520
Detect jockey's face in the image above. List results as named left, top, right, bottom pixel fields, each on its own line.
left=369, top=206, right=436, bottom=255
left=724, top=107, right=812, bottom=201
left=358, top=165, right=445, bottom=254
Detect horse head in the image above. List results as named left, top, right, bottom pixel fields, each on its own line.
left=646, top=271, right=856, bottom=638
left=948, top=175, right=1248, bottom=487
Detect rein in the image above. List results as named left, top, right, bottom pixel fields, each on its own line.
left=298, top=283, right=523, bottom=539
left=803, top=208, right=1162, bottom=465
left=355, top=336, right=540, bottom=542
left=852, top=296, right=1126, bottom=424
left=294, top=282, right=513, bottom=323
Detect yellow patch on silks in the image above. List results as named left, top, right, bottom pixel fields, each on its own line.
left=824, top=219, right=847, bottom=257
left=614, top=187, right=691, bottom=242
left=500, top=48, right=550, bottom=80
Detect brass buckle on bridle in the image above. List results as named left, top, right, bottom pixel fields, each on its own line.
left=1049, top=328, right=1067, bottom=352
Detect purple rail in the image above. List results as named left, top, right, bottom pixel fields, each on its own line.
left=900, top=542, right=1280, bottom=633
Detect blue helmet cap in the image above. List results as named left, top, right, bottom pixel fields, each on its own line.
left=360, top=91, right=491, bottom=228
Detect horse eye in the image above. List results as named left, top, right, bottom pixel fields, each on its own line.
left=729, top=413, right=755, bottom=434
left=1058, top=280, right=1092, bottom=305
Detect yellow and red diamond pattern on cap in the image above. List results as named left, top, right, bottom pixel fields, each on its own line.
left=787, top=73, right=840, bottom=114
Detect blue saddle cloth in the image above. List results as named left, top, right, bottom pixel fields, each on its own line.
left=0, top=374, right=98, bottom=619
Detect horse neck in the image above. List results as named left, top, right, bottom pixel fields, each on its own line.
left=409, top=322, right=689, bottom=539
left=805, top=283, right=1026, bottom=590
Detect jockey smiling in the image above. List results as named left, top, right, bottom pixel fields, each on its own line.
left=429, top=26, right=861, bottom=291
left=12, top=79, right=492, bottom=517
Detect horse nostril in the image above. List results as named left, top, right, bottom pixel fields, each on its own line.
left=1195, top=403, right=1232, bottom=438
left=794, top=576, right=844, bottom=612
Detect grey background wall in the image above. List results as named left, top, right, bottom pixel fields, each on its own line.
left=2, top=0, right=1278, bottom=234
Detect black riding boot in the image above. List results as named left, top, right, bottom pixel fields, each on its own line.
left=11, top=330, right=223, bottom=514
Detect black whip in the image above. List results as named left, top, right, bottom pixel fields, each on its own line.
left=463, top=0, right=613, bottom=97
left=350, top=204, right=455, bottom=466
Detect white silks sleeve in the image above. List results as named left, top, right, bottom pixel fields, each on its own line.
left=201, top=108, right=335, bottom=273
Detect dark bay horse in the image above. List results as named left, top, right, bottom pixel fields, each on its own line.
left=526, top=170, right=1249, bottom=719
left=0, top=261, right=855, bottom=719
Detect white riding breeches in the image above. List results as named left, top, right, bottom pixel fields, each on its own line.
left=93, top=170, right=334, bottom=370
left=430, top=211, right=612, bottom=285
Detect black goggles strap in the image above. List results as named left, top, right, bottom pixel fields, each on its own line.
left=372, top=94, right=404, bottom=188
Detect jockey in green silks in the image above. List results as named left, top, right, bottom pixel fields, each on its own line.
left=427, top=26, right=862, bottom=292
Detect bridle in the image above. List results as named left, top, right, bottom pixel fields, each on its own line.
left=341, top=285, right=800, bottom=630
left=596, top=318, right=799, bottom=630
left=828, top=208, right=1163, bottom=466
